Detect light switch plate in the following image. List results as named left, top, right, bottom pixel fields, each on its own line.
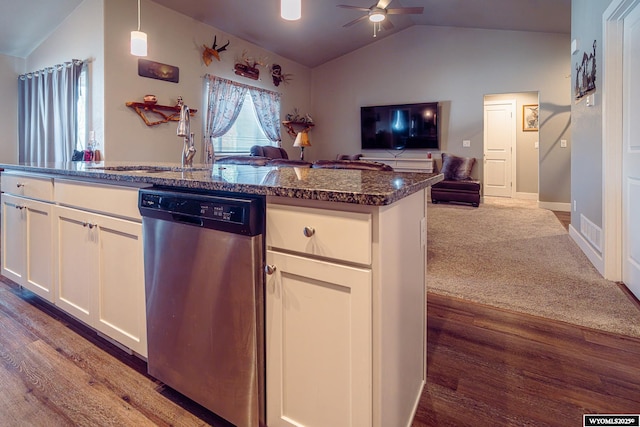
left=463, top=140, right=471, bottom=147
left=561, top=139, right=567, bottom=148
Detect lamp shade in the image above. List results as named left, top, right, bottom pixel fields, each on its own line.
left=131, top=31, right=147, bottom=56
left=281, top=0, right=301, bottom=20
left=293, top=132, right=311, bottom=147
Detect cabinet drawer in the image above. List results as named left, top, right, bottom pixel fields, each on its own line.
left=267, top=204, right=371, bottom=265
left=54, top=179, right=143, bottom=220
left=395, top=159, right=433, bottom=172
left=2, top=172, right=54, bottom=201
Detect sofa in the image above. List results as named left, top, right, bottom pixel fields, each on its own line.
left=249, top=145, right=289, bottom=159
left=431, top=153, right=481, bottom=207
left=312, top=159, right=393, bottom=171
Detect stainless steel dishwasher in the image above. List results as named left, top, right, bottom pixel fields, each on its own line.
left=138, top=187, right=265, bottom=427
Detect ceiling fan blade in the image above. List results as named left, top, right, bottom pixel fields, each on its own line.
left=343, top=15, right=369, bottom=27
left=376, top=0, right=393, bottom=10
left=381, top=18, right=395, bottom=31
left=337, top=5, right=371, bottom=11
left=386, top=7, right=424, bottom=15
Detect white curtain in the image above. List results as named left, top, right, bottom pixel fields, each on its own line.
left=204, top=74, right=282, bottom=143
left=18, top=60, right=84, bottom=163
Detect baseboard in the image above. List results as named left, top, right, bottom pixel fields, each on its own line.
left=538, top=201, right=571, bottom=211
left=515, top=192, right=538, bottom=200
left=569, top=224, right=605, bottom=276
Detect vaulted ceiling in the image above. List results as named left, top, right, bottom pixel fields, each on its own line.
left=0, top=0, right=571, bottom=67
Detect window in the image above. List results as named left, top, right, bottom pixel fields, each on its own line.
left=17, top=60, right=86, bottom=163
left=203, top=75, right=282, bottom=161
left=211, top=91, right=272, bottom=155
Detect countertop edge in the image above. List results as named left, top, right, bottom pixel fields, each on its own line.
left=0, top=163, right=444, bottom=207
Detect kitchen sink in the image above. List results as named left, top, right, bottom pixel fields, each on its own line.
left=88, top=165, right=212, bottom=173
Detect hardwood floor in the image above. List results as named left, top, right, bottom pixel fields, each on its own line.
left=552, top=210, right=571, bottom=230
left=2, top=275, right=640, bottom=426
left=0, top=277, right=232, bottom=427
left=414, top=293, right=640, bottom=427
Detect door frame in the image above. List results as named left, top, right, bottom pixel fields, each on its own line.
left=483, top=99, right=517, bottom=198
left=602, top=0, right=640, bottom=281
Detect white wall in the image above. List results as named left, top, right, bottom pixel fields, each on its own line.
left=26, top=0, right=104, bottom=157
left=103, top=0, right=311, bottom=162
left=310, top=25, right=571, bottom=204
left=571, top=0, right=612, bottom=234
left=0, top=54, right=23, bottom=163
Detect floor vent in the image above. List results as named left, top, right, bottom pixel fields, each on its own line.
left=580, top=213, right=602, bottom=252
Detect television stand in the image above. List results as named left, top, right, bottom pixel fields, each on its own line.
left=360, top=156, right=434, bottom=173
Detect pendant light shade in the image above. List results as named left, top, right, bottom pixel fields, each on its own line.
left=131, top=0, right=147, bottom=56
left=281, top=0, right=301, bottom=21
left=131, top=31, right=147, bottom=56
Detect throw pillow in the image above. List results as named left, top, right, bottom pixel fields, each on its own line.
left=440, top=153, right=475, bottom=181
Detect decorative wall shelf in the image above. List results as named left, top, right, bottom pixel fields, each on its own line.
left=282, top=120, right=315, bottom=139
left=125, top=102, right=197, bottom=127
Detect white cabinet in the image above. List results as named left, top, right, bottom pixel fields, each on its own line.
left=52, top=179, right=147, bottom=357
left=1, top=194, right=54, bottom=301
left=266, top=192, right=427, bottom=427
left=1, top=172, right=55, bottom=302
left=360, top=156, right=434, bottom=173
left=265, top=250, right=372, bottom=427
left=1, top=171, right=147, bottom=358
left=54, top=205, right=146, bottom=356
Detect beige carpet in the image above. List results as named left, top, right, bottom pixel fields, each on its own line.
left=427, top=197, right=640, bottom=338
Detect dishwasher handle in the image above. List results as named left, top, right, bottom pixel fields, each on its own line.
left=172, top=214, right=204, bottom=227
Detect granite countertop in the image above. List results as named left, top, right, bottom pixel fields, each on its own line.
left=0, top=161, right=443, bottom=206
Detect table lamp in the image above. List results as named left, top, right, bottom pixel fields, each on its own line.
left=293, top=131, right=311, bottom=160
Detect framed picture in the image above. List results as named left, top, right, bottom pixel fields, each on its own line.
left=523, top=104, right=538, bottom=131
left=138, top=59, right=179, bottom=83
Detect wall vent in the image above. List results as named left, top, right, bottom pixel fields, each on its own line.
left=580, top=214, right=602, bottom=252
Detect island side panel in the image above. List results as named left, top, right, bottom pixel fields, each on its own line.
left=373, top=189, right=427, bottom=427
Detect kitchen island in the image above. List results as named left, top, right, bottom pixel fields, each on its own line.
left=0, top=161, right=442, bottom=427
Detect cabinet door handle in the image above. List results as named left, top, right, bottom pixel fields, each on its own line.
left=265, top=265, right=277, bottom=275
left=303, top=226, right=315, bottom=237
left=88, top=223, right=96, bottom=229
left=16, top=183, right=24, bottom=188
left=15, top=205, right=25, bottom=210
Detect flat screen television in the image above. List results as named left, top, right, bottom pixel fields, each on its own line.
left=361, top=102, right=439, bottom=150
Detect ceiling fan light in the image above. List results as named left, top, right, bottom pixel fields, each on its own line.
left=369, top=12, right=385, bottom=23
left=281, top=0, right=301, bottom=21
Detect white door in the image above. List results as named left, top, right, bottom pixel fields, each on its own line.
left=2, top=194, right=26, bottom=285
left=266, top=250, right=372, bottom=427
left=94, top=214, right=146, bottom=357
left=55, top=205, right=99, bottom=325
left=483, top=101, right=516, bottom=197
left=623, top=4, right=640, bottom=298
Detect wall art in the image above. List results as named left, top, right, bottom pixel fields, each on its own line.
left=575, top=40, right=597, bottom=102
left=138, top=59, right=179, bottom=83
left=523, top=104, right=539, bottom=131
left=202, top=35, right=230, bottom=66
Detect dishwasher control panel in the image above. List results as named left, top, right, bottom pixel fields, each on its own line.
left=139, top=188, right=263, bottom=236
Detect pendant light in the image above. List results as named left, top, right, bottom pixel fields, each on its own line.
left=131, top=0, right=147, bottom=56
left=281, top=0, right=301, bottom=21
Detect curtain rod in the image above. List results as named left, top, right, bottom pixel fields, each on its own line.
left=19, top=59, right=84, bottom=80
left=204, top=73, right=281, bottom=96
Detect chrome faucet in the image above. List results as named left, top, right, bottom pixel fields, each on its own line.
left=177, top=104, right=196, bottom=168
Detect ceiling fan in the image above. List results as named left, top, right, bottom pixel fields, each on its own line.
left=337, top=0, right=424, bottom=37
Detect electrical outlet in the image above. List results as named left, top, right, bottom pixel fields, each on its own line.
left=534, top=141, right=539, bottom=149
left=561, top=139, right=567, bottom=148
left=463, top=140, right=471, bottom=147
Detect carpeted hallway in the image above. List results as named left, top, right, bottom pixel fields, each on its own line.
left=427, top=197, right=640, bottom=338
